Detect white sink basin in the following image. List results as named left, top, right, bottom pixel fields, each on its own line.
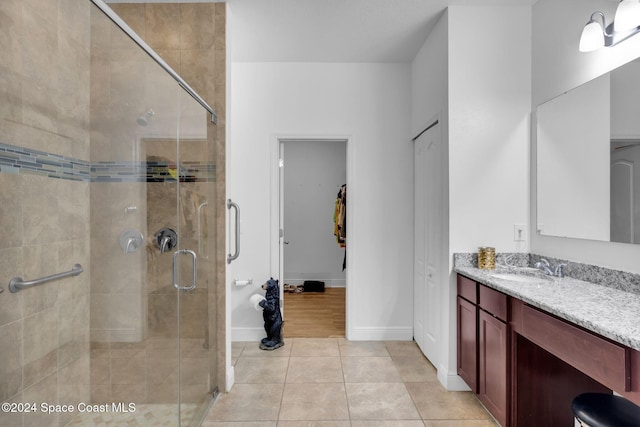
left=491, top=273, right=551, bottom=284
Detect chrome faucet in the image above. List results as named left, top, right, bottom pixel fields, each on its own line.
left=119, top=229, right=144, bottom=255
left=160, top=236, right=172, bottom=253
left=124, top=237, right=136, bottom=254
left=155, top=228, right=177, bottom=253
left=534, top=258, right=567, bottom=278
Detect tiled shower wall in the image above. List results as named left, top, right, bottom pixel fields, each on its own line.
left=88, top=0, right=151, bottom=348
left=0, top=1, right=92, bottom=426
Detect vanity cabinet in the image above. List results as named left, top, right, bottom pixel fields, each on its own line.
left=457, top=275, right=508, bottom=426
left=456, top=271, right=640, bottom=427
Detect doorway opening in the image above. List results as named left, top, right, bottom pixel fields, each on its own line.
left=278, top=139, right=347, bottom=338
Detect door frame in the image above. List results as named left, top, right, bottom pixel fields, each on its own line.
left=270, top=134, right=353, bottom=338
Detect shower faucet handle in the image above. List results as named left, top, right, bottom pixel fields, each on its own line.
left=119, top=229, right=144, bottom=254
left=155, top=228, right=177, bottom=253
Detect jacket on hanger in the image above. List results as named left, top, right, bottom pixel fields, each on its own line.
left=334, top=184, right=346, bottom=247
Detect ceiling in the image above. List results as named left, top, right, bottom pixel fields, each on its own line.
left=227, top=0, right=538, bottom=63
left=105, top=0, right=537, bottom=63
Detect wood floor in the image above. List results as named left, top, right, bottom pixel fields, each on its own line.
left=283, top=287, right=345, bottom=338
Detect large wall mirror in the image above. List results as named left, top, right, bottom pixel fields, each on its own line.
left=536, top=57, right=640, bottom=244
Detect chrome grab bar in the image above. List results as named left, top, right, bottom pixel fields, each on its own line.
left=173, top=249, right=197, bottom=291
left=197, top=201, right=209, bottom=259
left=8, top=264, right=84, bottom=293
left=227, top=199, right=240, bottom=264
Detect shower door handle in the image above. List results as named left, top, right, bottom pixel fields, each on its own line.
left=173, top=249, right=197, bottom=291
left=227, top=199, right=240, bottom=264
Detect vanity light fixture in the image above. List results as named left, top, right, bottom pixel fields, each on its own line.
left=579, top=0, right=640, bottom=52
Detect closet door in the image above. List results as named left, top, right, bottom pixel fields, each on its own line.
left=413, top=123, right=443, bottom=366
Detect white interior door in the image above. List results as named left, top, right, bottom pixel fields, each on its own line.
left=414, top=123, right=442, bottom=366
left=279, top=143, right=285, bottom=311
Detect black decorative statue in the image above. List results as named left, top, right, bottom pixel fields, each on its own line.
left=257, top=277, right=284, bottom=350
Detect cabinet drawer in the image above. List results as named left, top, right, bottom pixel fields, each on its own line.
left=520, top=304, right=630, bottom=392
left=479, top=285, right=507, bottom=321
left=457, top=275, right=477, bottom=304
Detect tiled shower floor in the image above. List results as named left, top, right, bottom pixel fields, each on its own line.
left=202, top=338, right=497, bottom=426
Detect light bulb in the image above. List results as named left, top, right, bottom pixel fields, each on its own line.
left=615, top=0, right=640, bottom=32
left=579, top=19, right=605, bottom=52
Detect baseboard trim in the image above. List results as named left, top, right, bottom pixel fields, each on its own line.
left=437, top=366, right=471, bottom=391
left=232, top=327, right=264, bottom=342
left=348, top=326, right=413, bottom=341
left=225, top=366, right=235, bottom=392
left=283, top=278, right=346, bottom=288
left=234, top=326, right=413, bottom=342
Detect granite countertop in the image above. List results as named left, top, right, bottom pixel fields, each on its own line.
left=454, top=265, right=640, bottom=351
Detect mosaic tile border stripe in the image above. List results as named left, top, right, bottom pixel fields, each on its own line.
left=92, top=161, right=216, bottom=183
left=0, top=143, right=90, bottom=181
left=0, top=143, right=215, bottom=182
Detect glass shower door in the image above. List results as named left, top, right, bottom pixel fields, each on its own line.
left=174, top=90, right=216, bottom=426
left=88, top=2, right=216, bottom=426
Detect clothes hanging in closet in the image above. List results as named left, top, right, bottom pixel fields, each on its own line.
left=334, top=184, right=347, bottom=270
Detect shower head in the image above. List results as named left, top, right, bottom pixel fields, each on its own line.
left=137, top=109, right=155, bottom=126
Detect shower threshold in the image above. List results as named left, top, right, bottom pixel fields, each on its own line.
left=64, top=403, right=198, bottom=427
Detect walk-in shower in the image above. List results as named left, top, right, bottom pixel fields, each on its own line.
left=0, top=1, right=223, bottom=426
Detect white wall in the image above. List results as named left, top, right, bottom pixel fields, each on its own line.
left=282, top=140, right=346, bottom=287
left=532, top=0, right=640, bottom=272
left=228, top=62, right=414, bottom=341
left=448, top=5, right=531, bottom=256
left=411, top=10, right=448, bottom=138
left=447, top=4, right=532, bottom=388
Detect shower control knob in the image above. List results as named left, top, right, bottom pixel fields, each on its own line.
left=155, top=228, right=177, bottom=253
left=120, top=229, right=144, bottom=254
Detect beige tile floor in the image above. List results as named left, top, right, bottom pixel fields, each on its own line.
left=202, top=338, right=498, bottom=427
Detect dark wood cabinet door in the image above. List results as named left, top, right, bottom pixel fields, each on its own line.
left=479, top=309, right=508, bottom=427
left=457, top=296, right=478, bottom=392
